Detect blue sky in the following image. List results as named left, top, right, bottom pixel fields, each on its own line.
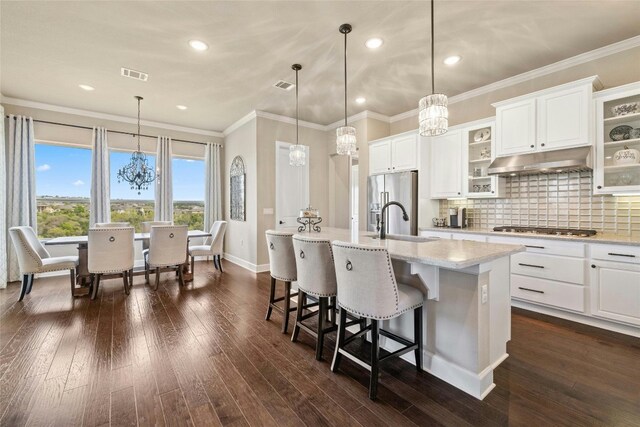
left=35, top=144, right=205, bottom=201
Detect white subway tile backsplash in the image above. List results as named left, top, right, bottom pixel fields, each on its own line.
left=439, top=171, right=640, bottom=236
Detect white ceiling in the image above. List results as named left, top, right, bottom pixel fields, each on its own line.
left=2, top=1, right=639, bottom=132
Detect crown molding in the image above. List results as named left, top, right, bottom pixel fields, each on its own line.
left=223, top=110, right=257, bottom=136
left=325, top=110, right=391, bottom=131
left=389, top=35, right=640, bottom=123
left=1, top=96, right=224, bottom=138
left=255, top=111, right=327, bottom=131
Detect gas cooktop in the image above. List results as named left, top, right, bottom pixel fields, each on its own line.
left=492, top=226, right=597, bottom=237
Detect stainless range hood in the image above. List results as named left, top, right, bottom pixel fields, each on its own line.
left=487, top=146, right=592, bottom=177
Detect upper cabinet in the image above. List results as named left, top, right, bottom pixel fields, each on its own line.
left=493, top=76, right=599, bottom=157
left=369, top=132, right=418, bottom=175
left=464, top=121, right=505, bottom=198
left=430, top=130, right=463, bottom=198
left=593, top=81, right=640, bottom=195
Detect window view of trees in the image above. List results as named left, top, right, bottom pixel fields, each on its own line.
left=35, top=145, right=207, bottom=237
left=35, top=144, right=92, bottom=238
left=173, top=157, right=205, bottom=231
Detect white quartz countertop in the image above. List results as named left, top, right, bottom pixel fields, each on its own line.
left=419, top=226, right=640, bottom=246
left=289, top=227, right=524, bottom=270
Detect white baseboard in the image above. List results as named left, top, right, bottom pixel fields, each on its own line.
left=511, top=300, right=640, bottom=338
left=223, top=253, right=269, bottom=273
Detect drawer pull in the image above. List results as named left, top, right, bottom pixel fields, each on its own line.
left=518, top=287, right=544, bottom=294
left=607, top=252, right=636, bottom=258
left=518, top=263, right=545, bottom=269
left=525, top=245, right=545, bottom=249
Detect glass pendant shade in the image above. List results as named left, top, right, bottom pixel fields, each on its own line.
left=289, top=144, right=306, bottom=167
left=336, top=126, right=357, bottom=155
left=419, top=93, right=448, bottom=136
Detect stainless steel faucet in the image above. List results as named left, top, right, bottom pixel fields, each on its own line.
left=378, top=201, right=409, bottom=239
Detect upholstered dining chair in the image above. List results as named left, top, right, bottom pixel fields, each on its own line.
left=141, top=221, right=172, bottom=282
left=147, top=225, right=189, bottom=290
left=330, top=241, right=424, bottom=400
left=8, top=226, right=79, bottom=301
left=94, top=222, right=131, bottom=227
left=189, top=221, right=227, bottom=274
left=88, top=226, right=135, bottom=300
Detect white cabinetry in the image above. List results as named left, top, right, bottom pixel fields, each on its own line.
left=590, top=244, right=640, bottom=326
left=429, top=130, right=463, bottom=198
left=369, top=132, right=418, bottom=175
left=593, top=81, right=640, bottom=195
left=493, top=77, right=598, bottom=157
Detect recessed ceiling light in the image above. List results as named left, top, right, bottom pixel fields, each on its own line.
left=189, top=40, right=209, bottom=51
left=176, top=105, right=188, bottom=110
left=444, top=55, right=461, bottom=65
left=365, top=38, right=383, bottom=49
left=355, top=97, right=366, bottom=104
left=79, top=84, right=95, bottom=91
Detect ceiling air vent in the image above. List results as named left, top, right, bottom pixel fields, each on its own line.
left=121, top=67, right=149, bottom=82
left=273, top=80, right=295, bottom=91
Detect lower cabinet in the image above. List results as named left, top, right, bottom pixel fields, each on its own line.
left=590, top=261, right=640, bottom=326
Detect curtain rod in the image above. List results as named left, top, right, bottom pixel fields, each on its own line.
left=4, top=115, right=221, bottom=147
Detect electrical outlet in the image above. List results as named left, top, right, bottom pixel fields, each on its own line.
left=481, top=284, right=488, bottom=304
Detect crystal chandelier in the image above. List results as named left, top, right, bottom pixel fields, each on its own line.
left=117, top=96, right=156, bottom=194
left=336, top=23, right=357, bottom=156
left=289, top=64, right=306, bottom=166
left=418, top=0, right=448, bottom=137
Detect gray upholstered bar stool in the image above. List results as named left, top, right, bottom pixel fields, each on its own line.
left=330, top=241, right=424, bottom=400
left=265, top=230, right=298, bottom=334
left=291, top=235, right=338, bottom=360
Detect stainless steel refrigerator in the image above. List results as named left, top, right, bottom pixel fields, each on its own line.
left=367, top=171, right=418, bottom=236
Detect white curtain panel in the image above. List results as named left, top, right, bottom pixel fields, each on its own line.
left=204, top=142, right=222, bottom=231
left=90, top=127, right=110, bottom=226
left=6, top=115, right=37, bottom=282
left=0, top=107, right=6, bottom=288
left=154, top=136, right=173, bottom=221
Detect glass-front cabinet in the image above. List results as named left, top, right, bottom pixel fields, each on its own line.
left=594, top=82, right=640, bottom=195
left=463, top=120, right=505, bottom=198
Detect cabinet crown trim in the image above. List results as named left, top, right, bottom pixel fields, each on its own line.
left=491, top=75, right=601, bottom=108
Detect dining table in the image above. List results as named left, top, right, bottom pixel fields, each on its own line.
left=45, top=230, right=211, bottom=295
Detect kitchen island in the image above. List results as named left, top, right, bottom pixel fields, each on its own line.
left=291, top=227, right=524, bottom=400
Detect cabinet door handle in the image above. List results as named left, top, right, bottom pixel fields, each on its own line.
left=525, top=245, right=545, bottom=249
left=597, top=185, right=602, bottom=190
left=518, top=287, right=544, bottom=294
left=541, top=143, right=545, bottom=147
left=530, top=145, right=534, bottom=148
left=591, top=264, right=596, bottom=269
left=607, top=252, right=636, bottom=258
left=518, top=263, right=544, bottom=269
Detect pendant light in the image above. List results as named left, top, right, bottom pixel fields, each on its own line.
left=418, top=0, right=448, bottom=136
left=117, top=96, right=156, bottom=194
left=336, top=23, right=357, bottom=156
left=289, top=64, right=306, bottom=166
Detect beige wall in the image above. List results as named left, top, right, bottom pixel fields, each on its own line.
left=391, top=46, right=640, bottom=135
left=223, top=119, right=258, bottom=265
left=256, top=117, right=329, bottom=265
left=2, top=103, right=222, bottom=157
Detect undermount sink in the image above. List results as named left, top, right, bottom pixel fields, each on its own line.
left=368, top=234, right=434, bottom=243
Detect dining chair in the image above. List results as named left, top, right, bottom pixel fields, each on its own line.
left=189, top=221, right=227, bottom=274
left=94, top=222, right=130, bottom=227
left=88, top=226, right=135, bottom=300
left=147, top=225, right=189, bottom=290
left=141, top=221, right=172, bottom=282
left=8, top=226, right=79, bottom=301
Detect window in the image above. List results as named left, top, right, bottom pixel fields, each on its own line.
left=35, top=143, right=92, bottom=238
left=172, top=157, right=205, bottom=230
left=110, top=150, right=156, bottom=232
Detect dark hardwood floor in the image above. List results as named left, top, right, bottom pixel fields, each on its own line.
left=0, top=260, right=639, bottom=426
